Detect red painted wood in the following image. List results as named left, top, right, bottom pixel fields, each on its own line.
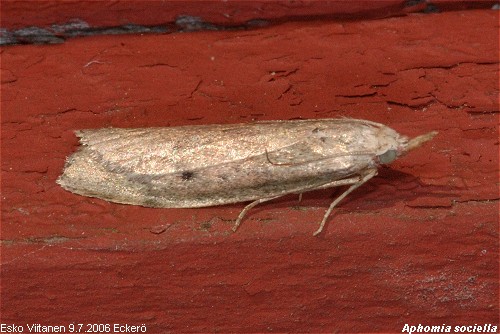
left=1, top=0, right=497, bottom=29
left=1, top=5, right=498, bottom=333
left=0, top=0, right=399, bottom=29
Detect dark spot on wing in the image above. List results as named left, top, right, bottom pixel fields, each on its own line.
left=312, top=127, right=320, bottom=133
left=320, top=137, right=327, bottom=143
left=181, top=171, right=195, bottom=181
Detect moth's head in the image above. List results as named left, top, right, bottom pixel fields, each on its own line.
left=375, top=127, right=437, bottom=165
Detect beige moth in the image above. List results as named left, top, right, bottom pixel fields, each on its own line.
left=57, top=118, right=437, bottom=235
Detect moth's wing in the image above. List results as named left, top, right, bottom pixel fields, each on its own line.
left=264, top=123, right=361, bottom=165
left=77, top=128, right=165, bottom=151
left=75, top=128, right=174, bottom=175
left=75, top=124, right=358, bottom=176
left=264, top=141, right=332, bottom=165
left=58, top=121, right=384, bottom=208
left=76, top=127, right=256, bottom=175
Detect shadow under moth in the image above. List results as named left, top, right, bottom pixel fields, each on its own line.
left=57, top=118, right=437, bottom=236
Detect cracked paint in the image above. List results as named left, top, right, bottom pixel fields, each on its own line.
left=1, top=6, right=498, bottom=333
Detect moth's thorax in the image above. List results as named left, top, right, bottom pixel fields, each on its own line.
left=371, top=126, right=408, bottom=165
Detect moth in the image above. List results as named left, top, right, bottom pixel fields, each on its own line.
left=57, top=118, right=437, bottom=236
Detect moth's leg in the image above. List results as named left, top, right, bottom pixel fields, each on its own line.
left=232, top=169, right=376, bottom=234
left=232, top=196, right=282, bottom=232
left=306, top=175, right=362, bottom=191
left=313, top=169, right=377, bottom=236
left=233, top=176, right=361, bottom=232
left=293, top=176, right=362, bottom=205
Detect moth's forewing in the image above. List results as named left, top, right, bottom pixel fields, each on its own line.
left=58, top=119, right=399, bottom=208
